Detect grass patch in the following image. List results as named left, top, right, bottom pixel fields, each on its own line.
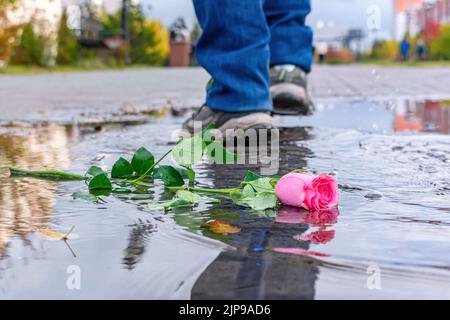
left=358, top=60, right=450, bottom=68
left=0, top=63, right=155, bottom=75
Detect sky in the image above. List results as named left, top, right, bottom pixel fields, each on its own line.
left=91, top=0, right=396, bottom=43
left=140, top=0, right=395, bottom=38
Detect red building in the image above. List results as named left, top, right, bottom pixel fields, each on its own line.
left=395, top=0, right=450, bottom=40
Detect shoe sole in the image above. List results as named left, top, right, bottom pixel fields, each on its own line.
left=270, top=83, right=314, bottom=116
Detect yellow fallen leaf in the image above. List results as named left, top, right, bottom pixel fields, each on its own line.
left=206, top=220, right=241, bottom=235
left=35, top=225, right=78, bottom=241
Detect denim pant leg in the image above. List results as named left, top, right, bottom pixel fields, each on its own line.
left=264, top=0, right=313, bottom=73
left=193, top=0, right=272, bottom=112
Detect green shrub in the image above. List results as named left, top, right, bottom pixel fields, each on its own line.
left=57, top=11, right=79, bottom=65
left=102, top=4, right=169, bottom=65
left=371, top=40, right=399, bottom=61
left=430, top=25, right=450, bottom=60
left=11, top=23, right=48, bottom=66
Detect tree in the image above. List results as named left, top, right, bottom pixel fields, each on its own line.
left=430, top=25, right=450, bottom=60
left=131, top=19, right=169, bottom=65
left=371, top=40, right=399, bottom=61
left=11, top=22, right=49, bottom=66
left=101, top=4, right=169, bottom=65
left=0, top=0, right=22, bottom=66
left=57, top=11, right=80, bottom=65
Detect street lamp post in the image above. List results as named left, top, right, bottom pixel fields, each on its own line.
left=121, top=0, right=131, bottom=64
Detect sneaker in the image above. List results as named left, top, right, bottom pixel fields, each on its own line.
left=182, top=105, right=277, bottom=135
left=270, top=65, right=314, bottom=115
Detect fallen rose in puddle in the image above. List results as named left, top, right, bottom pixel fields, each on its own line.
left=275, top=206, right=339, bottom=226
left=275, top=173, right=339, bottom=210
left=272, top=248, right=330, bottom=258
left=294, top=229, right=335, bottom=244
left=9, top=123, right=341, bottom=216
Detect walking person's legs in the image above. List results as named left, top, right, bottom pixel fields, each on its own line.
left=184, top=0, right=276, bottom=134
left=265, top=0, right=314, bottom=115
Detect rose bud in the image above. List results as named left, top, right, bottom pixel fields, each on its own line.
left=274, top=173, right=314, bottom=207
left=275, top=172, right=339, bottom=210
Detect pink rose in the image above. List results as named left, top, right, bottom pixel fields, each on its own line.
left=304, top=174, right=339, bottom=210
left=274, top=173, right=314, bottom=207
left=275, top=172, right=339, bottom=210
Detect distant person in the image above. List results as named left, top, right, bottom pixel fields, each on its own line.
left=400, top=38, right=411, bottom=62
left=416, top=39, right=426, bottom=61
left=316, top=42, right=329, bottom=64
left=183, top=0, right=314, bottom=134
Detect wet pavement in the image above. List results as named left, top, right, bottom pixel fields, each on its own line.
left=1, top=97, right=450, bottom=299
left=1, top=66, right=450, bottom=122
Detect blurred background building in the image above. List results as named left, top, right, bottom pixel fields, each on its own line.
left=1, top=0, right=450, bottom=68
left=395, top=0, right=450, bottom=40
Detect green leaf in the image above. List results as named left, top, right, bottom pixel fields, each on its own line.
left=131, top=147, right=155, bottom=176
left=88, top=173, right=112, bottom=190
left=173, top=135, right=205, bottom=167
left=89, top=189, right=112, bottom=197
left=148, top=189, right=220, bottom=212
left=241, top=184, right=256, bottom=199
left=240, top=193, right=278, bottom=211
left=244, top=177, right=274, bottom=193
left=248, top=209, right=277, bottom=218
left=154, top=165, right=184, bottom=187
left=186, top=167, right=195, bottom=186
left=200, top=123, right=217, bottom=147
left=111, top=157, right=134, bottom=178
left=270, top=176, right=282, bottom=186
left=148, top=199, right=193, bottom=212
left=86, top=166, right=105, bottom=178
left=205, top=141, right=238, bottom=164
left=177, top=190, right=202, bottom=203
left=244, top=171, right=261, bottom=182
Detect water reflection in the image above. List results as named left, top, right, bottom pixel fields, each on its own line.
left=0, top=125, right=71, bottom=257
left=0, top=101, right=449, bottom=298
left=394, top=100, right=450, bottom=134
left=191, top=128, right=334, bottom=299
left=123, top=219, right=157, bottom=270
left=296, top=99, right=450, bottom=135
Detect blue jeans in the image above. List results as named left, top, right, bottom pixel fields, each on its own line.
left=193, top=0, right=313, bottom=112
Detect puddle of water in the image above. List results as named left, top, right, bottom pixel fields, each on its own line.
left=0, top=99, right=449, bottom=299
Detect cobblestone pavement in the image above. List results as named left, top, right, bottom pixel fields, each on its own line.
left=1, top=65, right=449, bottom=122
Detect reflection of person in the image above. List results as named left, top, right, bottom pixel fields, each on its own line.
left=183, top=0, right=314, bottom=134
left=191, top=128, right=329, bottom=299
